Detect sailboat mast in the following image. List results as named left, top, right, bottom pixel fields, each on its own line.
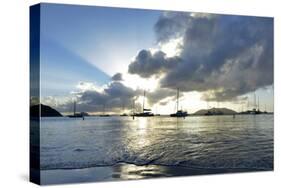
left=133, top=99, right=135, bottom=114
left=247, top=98, right=249, bottom=111
left=258, top=96, right=259, bottom=111
left=132, top=98, right=135, bottom=119
left=143, top=90, right=146, bottom=113
left=73, top=101, right=76, bottom=116
left=177, top=88, right=179, bottom=112
left=254, top=92, right=256, bottom=109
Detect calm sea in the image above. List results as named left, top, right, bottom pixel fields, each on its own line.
left=39, top=115, right=273, bottom=172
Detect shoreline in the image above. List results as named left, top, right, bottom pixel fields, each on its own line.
left=41, top=163, right=272, bottom=185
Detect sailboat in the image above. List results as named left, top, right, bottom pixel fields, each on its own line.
left=68, top=101, right=83, bottom=118
left=99, top=104, right=110, bottom=117
left=120, top=102, right=128, bottom=116
left=134, top=90, right=154, bottom=117
left=170, top=88, right=188, bottom=117
left=120, top=113, right=128, bottom=116
left=249, top=93, right=262, bottom=115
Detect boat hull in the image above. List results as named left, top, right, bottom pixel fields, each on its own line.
left=170, top=114, right=188, bottom=117
left=68, top=115, right=83, bottom=118
left=134, top=113, right=154, bottom=117
left=170, top=110, right=188, bottom=117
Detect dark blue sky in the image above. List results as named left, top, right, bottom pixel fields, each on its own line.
left=40, top=3, right=161, bottom=97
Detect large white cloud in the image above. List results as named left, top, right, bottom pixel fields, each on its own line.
left=128, top=12, right=273, bottom=101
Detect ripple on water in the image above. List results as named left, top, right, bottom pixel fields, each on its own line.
left=40, top=115, right=273, bottom=171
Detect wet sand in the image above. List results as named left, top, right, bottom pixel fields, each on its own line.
left=41, top=163, right=268, bottom=185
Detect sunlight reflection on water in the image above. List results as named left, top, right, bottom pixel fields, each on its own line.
left=39, top=115, right=273, bottom=171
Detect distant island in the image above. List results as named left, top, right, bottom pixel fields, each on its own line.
left=194, top=108, right=237, bottom=116
left=30, top=104, right=63, bottom=117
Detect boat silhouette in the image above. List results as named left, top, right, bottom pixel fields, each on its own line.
left=99, top=104, right=111, bottom=117
left=120, top=113, right=128, bottom=116
left=170, top=88, right=188, bottom=117
left=68, top=101, right=83, bottom=118
left=120, top=102, right=128, bottom=116
left=134, top=90, right=154, bottom=117
left=240, top=93, right=268, bottom=115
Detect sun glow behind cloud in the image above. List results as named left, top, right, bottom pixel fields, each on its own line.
left=40, top=5, right=273, bottom=114
left=122, top=73, right=159, bottom=92
left=76, top=81, right=104, bottom=93
left=158, top=37, right=183, bottom=57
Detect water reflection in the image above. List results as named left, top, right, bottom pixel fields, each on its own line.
left=41, top=115, right=273, bottom=171
left=112, top=164, right=166, bottom=180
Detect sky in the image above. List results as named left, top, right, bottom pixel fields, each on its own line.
left=39, top=3, right=274, bottom=114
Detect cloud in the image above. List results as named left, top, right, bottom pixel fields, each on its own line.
left=43, top=81, right=142, bottom=113
left=76, top=81, right=102, bottom=92
left=41, top=95, right=73, bottom=112
left=111, top=73, right=123, bottom=81
left=154, top=12, right=191, bottom=43
left=146, top=88, right=181, bottom=106
left=128, top=50, right=180, bottom=78
left=129, top=12, right=273, bottom=101
left=79, top=81, right=142, bottom=112
left=42, top=81, right=180, bottom=113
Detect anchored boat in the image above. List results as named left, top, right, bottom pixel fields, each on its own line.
left=68, top=101, right=83, bottom=118
left=170, top=88, right=188, bottom=118
left=134, top=90, right=154, bottom=117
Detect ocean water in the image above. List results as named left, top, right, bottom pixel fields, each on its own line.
left=39, top=115, right=273, bottom=172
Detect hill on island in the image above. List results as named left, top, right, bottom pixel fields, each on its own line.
left=30, top=104, right=63, bottom=117
left=194, top=107, right=237, bottom=115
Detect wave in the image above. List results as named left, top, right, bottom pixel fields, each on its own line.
left=40, top=154, right=273, bottom=171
